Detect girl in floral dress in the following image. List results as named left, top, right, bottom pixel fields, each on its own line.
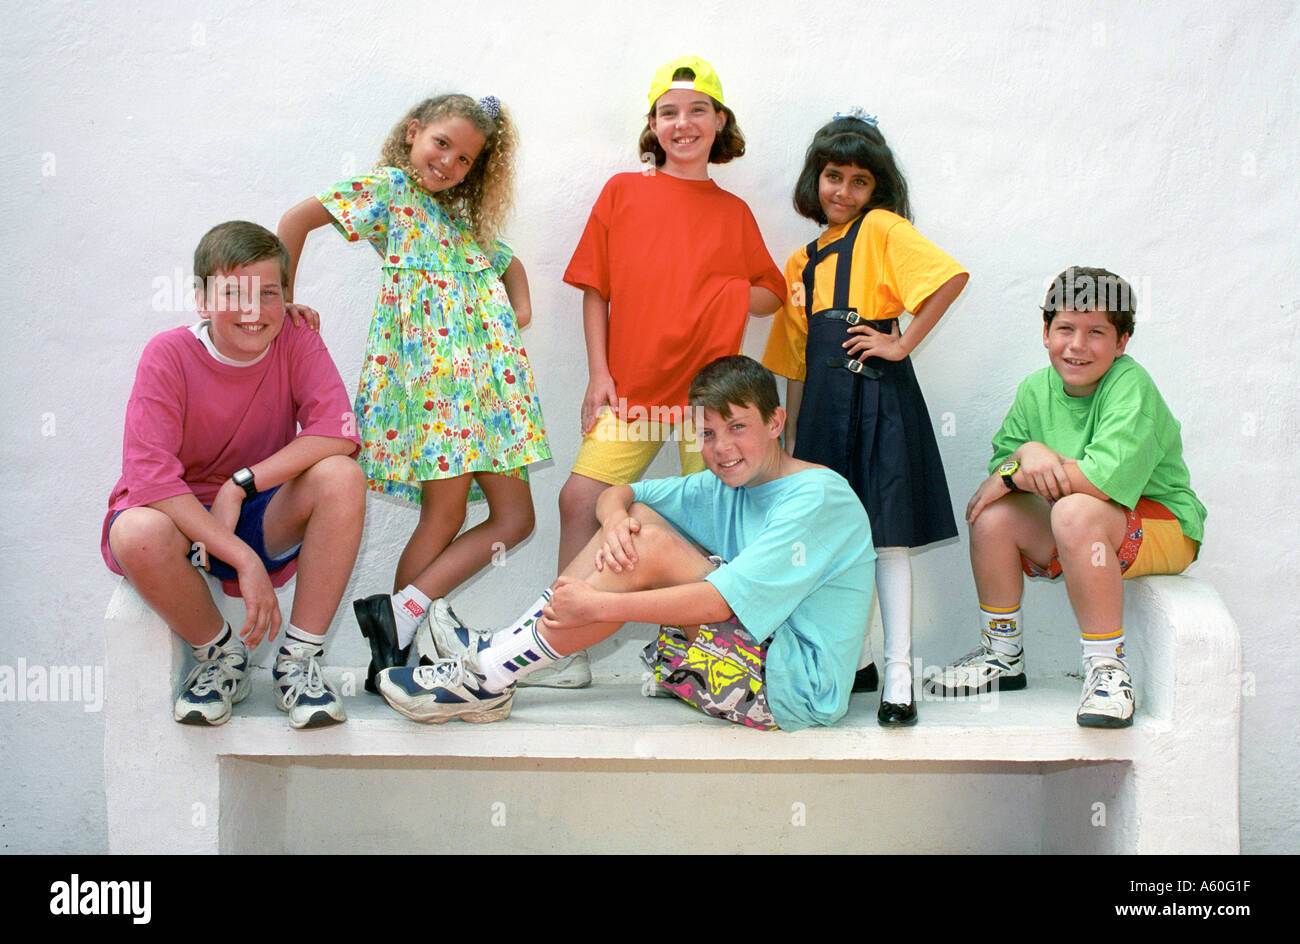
left=279, top=93, right=549, bottom=692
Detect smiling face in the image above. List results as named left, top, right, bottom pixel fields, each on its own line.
left=818, top=162, right=876, bottom=226
left=649, top=89, right=725, bottom=178
left=404, top=115, right=486, bottom=193
left=697, top=402, right=786, bottom=488
left=196, top=258, right=287, bottom=362
left=1043, top=307, right=1130, bottom=397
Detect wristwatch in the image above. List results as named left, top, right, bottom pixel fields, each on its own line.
left=232, top=467, right=257, bottom=500
left=997, top=459, right=1021, bottom=493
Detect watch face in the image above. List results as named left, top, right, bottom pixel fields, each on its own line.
left=998, top=460, right=1018, bottom=475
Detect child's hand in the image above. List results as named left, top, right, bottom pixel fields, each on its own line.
left=966, top=473, right=1009, bottom=523
left=541, top=576, right=601, bottom=632
left=235, top=559, right=282, bottom=649
left=286, top=303, right=321, bottom=332
left=596, top=514, right=642, bottom=573
left=844, top=320, right=906, bottom=361
left=581, top=373, right=618, bottom=434
left=1015, top=442, right=1072, bottom=500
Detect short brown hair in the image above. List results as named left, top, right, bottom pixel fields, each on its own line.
left=1041, top=266, right=1136, bottom=338
left=193, top=221, right=290, bottom=289
left=637, top=67, right=746, bottom=168
left=688, top=355, right=780, bottom=422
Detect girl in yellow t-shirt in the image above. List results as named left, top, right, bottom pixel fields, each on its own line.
left=761, top=111, right=968, bottom=726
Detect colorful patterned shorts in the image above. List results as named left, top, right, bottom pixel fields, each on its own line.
left=641, top=622, right=778, bottom=731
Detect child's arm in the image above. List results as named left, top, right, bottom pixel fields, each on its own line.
left=783, top=379, right=804, bottom=456
left=500, top=257, right=532, bottom=327
left=844, top=273, right=969, bottom=361
left=544, top=576, right=732, bottom=631
left=278, top=198, right=336, bottom=304
left=750, top=286, right=782, bottom=314
left=580, top=287, right=618, bottom=433
left=966, top=443, right=1114, bottom=524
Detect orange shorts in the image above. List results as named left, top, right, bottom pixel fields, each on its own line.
left=1021, top=497, right=1199, bottom=580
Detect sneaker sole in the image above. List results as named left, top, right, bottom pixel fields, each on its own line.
left=290, top=709, right=348, bottom=729
left=926, top=674, right=1028, bottom=698
left=174, top=675, right=250, bottom=725
left=1076, top=711, right=1133, bottom=729
left=376, top=675, right=513, bottom=724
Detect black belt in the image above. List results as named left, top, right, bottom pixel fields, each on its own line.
left=825, top=356, right=883, bottom=379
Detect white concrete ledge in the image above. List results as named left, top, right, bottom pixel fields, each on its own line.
left=104, top=573, right=1240, bottom=854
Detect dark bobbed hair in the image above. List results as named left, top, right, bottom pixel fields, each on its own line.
left=688, top=355, right=780, bottom=422
left=1041, top=266, right=1137, bottom=338
left=194, top=220, right=290, bottom=289
left=793, top=117, right=912, bottom=224
left=637, top=68, right=746, bottom=167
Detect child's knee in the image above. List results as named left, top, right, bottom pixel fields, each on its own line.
left=557, top=475, right=601, bottom=523
left=108, top=507, right=189, bottom=569
left=1049, top=493, right=1116, bottom=551
left=309, top=454, right=366, bottom=504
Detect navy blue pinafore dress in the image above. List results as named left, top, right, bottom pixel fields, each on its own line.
left=792, top=214, right=958, bottom=549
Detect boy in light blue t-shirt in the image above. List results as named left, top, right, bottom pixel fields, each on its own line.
left=376, top=356, right=877, bottom=731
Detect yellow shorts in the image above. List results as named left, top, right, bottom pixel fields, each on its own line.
left=571, top=409, right=704, bottom=486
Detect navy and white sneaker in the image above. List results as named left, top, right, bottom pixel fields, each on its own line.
left=273, top=641, right=347, bottom=729
left=378, top=652, right=513, bottom=724
left=174, top=641, right=250, bottom=726
left=1076, top=658, right=1135, bottom=728
left=925, top=646, right=1027, bottom=697
left=417, top=598, right=485, bottom=666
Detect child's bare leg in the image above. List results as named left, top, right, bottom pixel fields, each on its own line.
left=1049, top=494, right=1128, bottom=636
left=556, top=472, right=609, bottom=574
left=541, top=502, right=717, bottom=654
left=970, top=493, right=1057, bottom=605
left=406, top=473, right=535, bottom=599
left=262, top=454, right=366, bottom=636
left=108, top=507, right=225, bottom=647
left=394, top=477, right=470, bottom=591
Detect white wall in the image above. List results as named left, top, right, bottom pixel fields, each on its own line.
left=1, top=0, right=1295, bottom=853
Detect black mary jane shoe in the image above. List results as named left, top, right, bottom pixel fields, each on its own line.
left=353, top=594, right=411, bottom=694
left=852, top=662, right=879, bottom=693
left=877, top=697, right=918, bottom=727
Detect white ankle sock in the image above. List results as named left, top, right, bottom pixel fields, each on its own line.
left=980, top=603, right=1023, bottom=657
left=285, top=623, right=326, bottom=650
left=478, top=590, right=558, bottom=691
left=392, top=586, right=433, bottom=649
left=877, top=547, right=913, bottom=704
left=1082, top=628, right=1125, bottom=668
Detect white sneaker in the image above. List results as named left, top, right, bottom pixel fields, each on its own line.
left=174, top=641, right=250, bottom=726
left=418, top=598, right=484, bottom=665
left=519, top=651, right=592, bottom=689
left=378, top=653, right=513, bottom=724
left=1076, top=659, right=1135, bottom=728
left=925, top=646, right=1027, bottom=697
left=273, top=641, right=347, bottom=729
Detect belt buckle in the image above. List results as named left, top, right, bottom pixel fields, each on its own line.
left=845, top=358, right=864, bottom=374
left=844, top=310, right=862, bottom=326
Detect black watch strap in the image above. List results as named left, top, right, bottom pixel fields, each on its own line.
left=232, top=467, right=257, bottom=499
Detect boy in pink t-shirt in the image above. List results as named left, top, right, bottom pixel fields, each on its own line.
left=104, top=221, right=365, bottom=728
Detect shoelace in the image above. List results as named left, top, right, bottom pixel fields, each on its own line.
left=411, top=658, right=465, bottom=690
left=276, top=653, right=329, bottom=707
left=183, top=646, right=245, bottom=696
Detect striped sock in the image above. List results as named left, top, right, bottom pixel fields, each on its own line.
left=980, top=603, right=1023, bottom=657
left=478, top=589, right=558, bottom=691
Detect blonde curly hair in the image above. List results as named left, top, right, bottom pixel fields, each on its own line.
left=378, top=94, right=517, bottom=248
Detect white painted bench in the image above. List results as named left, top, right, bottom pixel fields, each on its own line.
left=103, top=573, right=1240, bottom=854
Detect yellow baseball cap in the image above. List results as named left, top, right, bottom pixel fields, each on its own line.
left=647, top=55, right=725, bottom=108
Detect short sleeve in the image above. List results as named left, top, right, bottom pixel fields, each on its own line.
left=706, top=515, right=838, bottom=643
left=879, top=217, right=967, bottom=314
left=760, top=252, right=809, bottom=381
left=1077, top=374, right=1161, bottom=508
left=988, top=380, right=1036, bottom=472
left=119, top=337, right=196, bottom=507
left=284, top=323, right=362, bottom=452
left=562, top=179, right=614, bottom=299
left=317, top=169, right=398, bottom=254
left=487, top=239, right=514, bottom=279
left=629, top=474, right=719, bottom=553
left=740, top=205, right=786, bottom=299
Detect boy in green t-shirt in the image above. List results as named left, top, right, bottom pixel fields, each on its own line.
left=928, top=267, right=1206, bottom=727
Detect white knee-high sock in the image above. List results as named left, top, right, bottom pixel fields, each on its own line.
left=876, top=547, right=913, bottom=704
